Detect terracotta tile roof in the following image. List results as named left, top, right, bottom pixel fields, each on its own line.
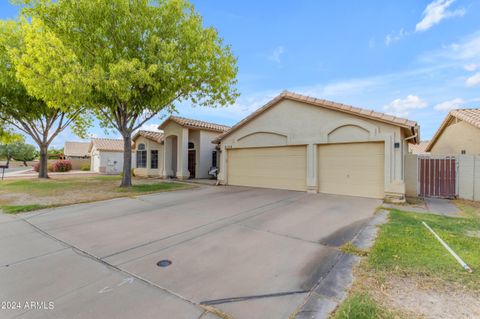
left=132, top=130, right=164, bottom=143
left=408, top=141, right=430, bottom=155
left=64, top=141, right=90, bottom=157
left=159, top=116, right=230, bottom=133
left=426, top=108, right=480, bottom=152
left=89, top=138, right=125, bottom=152
left=213, top=91, right=419, bottom=143
left=450, top=109, right=480, bottom=129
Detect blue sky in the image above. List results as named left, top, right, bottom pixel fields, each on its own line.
left=2, top=0, right=480, bottom=147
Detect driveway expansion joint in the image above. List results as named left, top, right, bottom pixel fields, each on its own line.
left=17, top=217, right=204, bottom=311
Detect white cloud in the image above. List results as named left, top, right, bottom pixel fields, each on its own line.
left=383, top=95, right=428, bottom=117
left=268, top=46, right=284, bottom=63
left=464, top=63, right=479, bottom=72
left=415, top=0, right=465, bottom=32
left=137, top=123, right=161, bottom=132
left=434, top=97, right=465, bottom=111
left=385, top=29, right=407, bottom=46
left=466, top=72, right=480, bottom=87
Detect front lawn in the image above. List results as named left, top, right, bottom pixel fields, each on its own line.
left=369, top=208, right=480, bottom=288
left=331, top=202, right=480, bottom=318
left=0, top=176, right=193, bottom=213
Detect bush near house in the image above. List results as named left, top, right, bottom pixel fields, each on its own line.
left=34, top=160, right=72, bottom=173
left=80, top=163, right=90, bottom=171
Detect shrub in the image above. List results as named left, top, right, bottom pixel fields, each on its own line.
left=80, top=163, right=91, bottom=171
left=51, top=160, right=72, bottom=172
left=33, top=162, right=55, bottom=172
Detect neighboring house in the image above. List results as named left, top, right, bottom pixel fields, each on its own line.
left=89, top=138, right=135, bottom=174
left=132, top=130, right=164, bottom=177
left=132, top=116, right=229, bottom=179
left=408, top=141, right=430, bottom=155
left=64, top=141, right=90, bottom=159
left=213, top=91, right=420, bottom=200
left=64, top=141, right=91, bottom=170
left=426, top=109, right=480, bottom=155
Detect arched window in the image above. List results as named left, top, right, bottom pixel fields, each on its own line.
left=136, top=143, right=147, bottom=168
left=188, top=142, right=195, bottom=149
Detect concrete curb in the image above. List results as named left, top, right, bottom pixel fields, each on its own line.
left=294, top=210, right=389, bottom=319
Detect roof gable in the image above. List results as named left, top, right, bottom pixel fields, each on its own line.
left=214, top=91, right=419, bottom=143
left=426, top=108, right=480, bottom=151
left=159, top=116, right=230, bottom=133
left=133, top=130, right=164, bottom=144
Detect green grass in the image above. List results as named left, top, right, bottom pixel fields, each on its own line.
left=1, top=204, right=53, bottom=214
left=331, top=293, right=396, bottom=319
left=0, top=179, right=78, bottom=192
left=369, top=208, right=480, bottom=287
left=124, top=182, right=191, bottom=193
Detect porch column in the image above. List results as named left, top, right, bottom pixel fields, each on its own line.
left=306, top=144, right=317, bottom=193
left=162, top=136, right=171, bottom=178
left=176, top=128, right=190, bottom=179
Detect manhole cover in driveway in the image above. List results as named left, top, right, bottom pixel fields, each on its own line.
left=157, top=260, right=172, bottom=267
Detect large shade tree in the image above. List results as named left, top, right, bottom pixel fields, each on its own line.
left=0, top=20, right=89, bottom=178
left=17, top=0, right=238, bottom=187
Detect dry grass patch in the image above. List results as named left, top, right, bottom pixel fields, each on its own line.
left=0, top=175, right=194, bottom=213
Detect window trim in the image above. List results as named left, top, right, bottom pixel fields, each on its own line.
left=136, top=143, right=147, bottom=168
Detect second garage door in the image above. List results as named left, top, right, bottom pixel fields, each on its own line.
left=227, top=146, right=307, bottom=191
left=318, top=142, right=385, bottom=198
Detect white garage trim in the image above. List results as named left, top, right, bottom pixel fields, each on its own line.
left=227, top=146, right=307, bottom=191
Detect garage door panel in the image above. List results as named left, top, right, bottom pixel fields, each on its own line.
left=227, top=146, right=307, bottom=191
left=318, top=143, right=384, bottom=198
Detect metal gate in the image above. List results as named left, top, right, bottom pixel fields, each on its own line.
left=418, top=156, right=457, bottom=198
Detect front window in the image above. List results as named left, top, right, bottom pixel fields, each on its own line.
left=136, top=144, right=147, bottom=168
left=212, top=151, right=217, bottom=167
left=151, top=150, right=158, bottom=169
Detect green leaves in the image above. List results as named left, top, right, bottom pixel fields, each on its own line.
left=20, top=0, right=239, bottom=131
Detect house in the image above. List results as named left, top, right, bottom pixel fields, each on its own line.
left=64, top=141, right=90, bottom=159
left=213, top=91, right=420, bottom=200
left=132, top=116, right=230, bottom=179
left=426, top=109, right=480, bottom=155
left=89, top=138, right=135, bottom=174
left=64, top=141, right=91, bottom=170
left=132, top=130, right=164, bottom=177
left=408, top=141, right=430, bottom=155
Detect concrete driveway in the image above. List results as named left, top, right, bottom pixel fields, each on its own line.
left=0, top=185, right=380, bottom=319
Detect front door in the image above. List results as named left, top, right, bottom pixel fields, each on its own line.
left=188, top=150, right=196, bottom=178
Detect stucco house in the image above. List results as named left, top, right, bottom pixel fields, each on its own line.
left=64, top=141, right=91, bottom=170
left=132, top=116, right=230, bottom=179
left=89, top=138, right=135, bottom=175
left=64, top=141, right=90, bottom=159
left=213, top=91, right=420, bottom=200
left=132, top=130, right=164, bottom=177
left=426, top=109, right=480, bottom=155
left=408, top=141, right=430, bottom=155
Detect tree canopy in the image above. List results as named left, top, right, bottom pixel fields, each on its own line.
left=16, top=0, right=238, bottom=186
left=0, top=19, right=89, bottom=178
left=0, top=141, right=37, bottom=166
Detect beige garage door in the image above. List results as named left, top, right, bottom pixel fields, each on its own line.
left=318, top=142, right=384, bottom=198
left=227, top=146, right=307, bottom=191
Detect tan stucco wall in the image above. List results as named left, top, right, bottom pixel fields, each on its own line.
left=430, top=120, right=480, bottom=155
left=218, top=99, right=410, bottom=197
left=133, top=136, right=163, bottom=177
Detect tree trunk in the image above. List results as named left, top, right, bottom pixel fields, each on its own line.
left=120, top=134, right=132, bottom=187
left=38, top=144, right=49, bottom=179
